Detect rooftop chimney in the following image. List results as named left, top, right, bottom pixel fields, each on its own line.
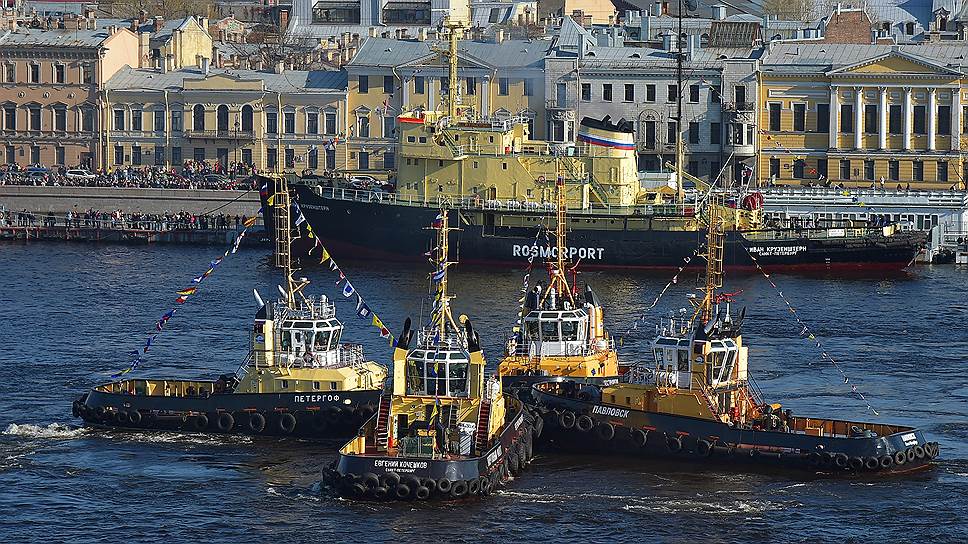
left=153, top=16, right=163, bottom=33
left=712, top=4, right=726, bottom=21
left=201, top=56, right=210, bottom=74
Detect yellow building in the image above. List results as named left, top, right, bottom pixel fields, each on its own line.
left=343, top=35, right=548, bottom=173
left=134, top=16, right=214, bottom=71
left=103, top=67, right=347, bottom=172
left=759, top=44, right=968, bottom=190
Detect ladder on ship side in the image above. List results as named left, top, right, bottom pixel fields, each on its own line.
left=475, top=400, right=491, bottom=452
left=375, top=395, right=392, bottom=448
left=272, top=175, right=291, bottom=270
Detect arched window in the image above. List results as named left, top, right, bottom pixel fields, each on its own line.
left=700, top=33, right=709, bottom=48
left=193, top=104, right=205, bottom=131
left=241, top=104, right=253, bottom=132
left=217, top=104, right=228, bottom=132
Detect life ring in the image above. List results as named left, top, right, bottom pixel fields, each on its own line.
left=558, top=411, right=576, bottom=429
left=450, top=480, right=468, bottom=498
left=833, top=453, right=849, bottom=469
left=278, top=413, right=297, bottom=434
left=468, top=478, right=481, bottom=495
left=595, top=422, right=615, bottom=441
left=128, top=410, right=143, bottom=426
left=311, top=414, right=328, bottom=433
left=248, top=412, right=266, bottom=433
left=414, top=485, right=430, bottom=500
left=696, top=439, right=712, bottom=457
left=864, top=457, right=880, bottom=470
left=362, top=473, right=380, bottom=489
left=849, top=456, right=865, bottom=470
left=382, top=472, right=402, bottom=487
left=892, top=451, right=906, bottom=466
left=913, top=445, right=926, bottom=460
left=576, top=415, right=594, bottom=432
left=216, top=412, right=234, bottom=432
left=192, top=414, right=208, bottom=431
left=373, top=486, right=389, bottom=500
left=666, top=435, right=682, bottom=453
left=116, top=410, right=130, bottom=424
left=632, top=429, right=648, bottom=448
left=394, top=483, right=411, bottom=500
left=878, top=455, right=894, bottom=469
left=436, top=478, right=452, bottom=494
left=905, top=448, right=916, bottom=463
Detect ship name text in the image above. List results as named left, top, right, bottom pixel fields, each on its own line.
left=293, top=394, right=340, bottom=403
left=592, top=405, right=630, bottom=418
left=513, top=245, right=605, bottom=260
left=746, top=246, right=807, bottom=257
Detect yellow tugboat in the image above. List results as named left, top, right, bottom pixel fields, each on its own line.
left=498, top=175, right=621, bottom=393
left=324, top=209, right=537, bottom=501
left=531, top=196, right=940, bottom=475
left=73, top=175, right=388, bottom=438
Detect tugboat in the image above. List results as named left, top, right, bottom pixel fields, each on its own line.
left=72, top=175, right=388, bottom=438
left=530, top=196, right=940, bottom=475
left=497, top=175, right=621, bottom=392
left=324, top=203, right=538, bottom=501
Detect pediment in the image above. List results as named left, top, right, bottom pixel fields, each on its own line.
left=401, top=51, right=490, bottom=71
left=828, top=51, right=963, bottom=77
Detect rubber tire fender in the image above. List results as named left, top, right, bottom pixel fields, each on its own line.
left=450, top=480, right=468, bottom=498
left=373, top=486, right=389, bottom=500
left=436, top=478, right=453, bottom=494
left=849, top=456, right=865, bottom=470
left=807, top=452, right=823, bottom=467
left=421, top=478, right=438, bottom=494
left=128, top=410, right=143, bottom=426
left=216, top=412, right=234, bottom=432
left=116, top=410, right=130, bottom=425
left=350, top=483, right=366, bottom=498
left=892, top=451, right=907, bottom=466
left=595, top=422, right=615, bottom=441
left=311, top=414, right=328, bottom=433
left=71, top=401, right=80, bottom=418
left=278, top=412, right=297, bottom=434
left=833, top=453, right=849, bottom=469
left=192, top=414, right=208, bottom=431
left=382, top=472, right=402, bottom=487
left=509, top=452, right=521, bottom=475
left=414, top=486, right=431, bottom=500
left=533, top=416, right=544, bottom=438
left=879, top=455, right=894, bottom=469
left=468, top=478, right=481, bottom=495
left=696, top=439, right=712, bottom=457
left=394, top=483, right=412, bottom=500
left=666, top=435, right=683, bottom=453
left=905, top=448, right=916, bottom=463
left=913, top=445, right=926, bottom=460
left=576, top=414, right=594, bottom=433
left=362, top=473, right=380, bottom=489
left=864, top=457, right=880, bottom=470
left=248, top=412, right=266, bottom=433
left=632, top=429, right=648, bottom=448
left=558, top=411, right=576, bottom=430
left=478, top=476, right=490, bottom=494
left=94, top=406, right=107, bottom=419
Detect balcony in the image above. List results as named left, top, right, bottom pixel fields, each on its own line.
left=183, top=129, right=255, bottom=140
left=723, top=101, right=755, bottom=112
left=546, top=98, right=577, bottom=111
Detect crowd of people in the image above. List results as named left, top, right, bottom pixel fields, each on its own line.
left=2, top=206, right=257, bottom=232
left=0, top=161, right=259, bottom=190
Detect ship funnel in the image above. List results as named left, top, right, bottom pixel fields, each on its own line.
left=253, top=288, right=265, bottom=308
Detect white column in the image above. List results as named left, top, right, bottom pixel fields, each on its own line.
left=952, top=88, right=961, bottom=151
left=878, top=87, right=888, bottom=150
left=928, top=88, right=937, bottom=151
left=828, top=87, right=839, bottom=149
left=854, top=87, right=863, bottom=149
left=482, top=76, right=490, bottom=114
left=402, top=76, right=410, bottom=109
left=903, top=87, right=912, bottom=151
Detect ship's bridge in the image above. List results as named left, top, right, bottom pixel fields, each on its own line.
left=650, top=333, right=739, bottom=389
left=521, top=308, right=590, bottom=357
left=402, top=329, right=471, bottom=398
left=271, top=296, right=357, bottom=367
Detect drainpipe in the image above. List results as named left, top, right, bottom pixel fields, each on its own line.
left=276, top=91, right=282, bottom=174
left=164, top=89, right=170, bottom=169
left=103, top=88, right=110, bottom=172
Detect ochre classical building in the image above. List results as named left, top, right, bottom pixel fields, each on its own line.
left=759, top=44, right=968, bottom=189
left=104, top=67, right=347, bottom=172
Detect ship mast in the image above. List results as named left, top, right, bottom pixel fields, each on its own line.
left=700, top=197, right=725, bottom=323
left=541, top=171, right=576, bottom=307
left=675, top=0, right=685, bottom=204
left=443, top=16, right=465, bottom=121
left=271, top=174, right=307, bottom=308
left=431, top=210, right=459, bottom=336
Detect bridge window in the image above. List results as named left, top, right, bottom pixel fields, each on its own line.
left=541, top=320, right=560, bottom=341
left=561, top=319, right=579, bottom=341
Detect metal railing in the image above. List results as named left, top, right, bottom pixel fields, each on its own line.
left=507, top=337, right=616, bottom=358
left=275, top=343, right=366, bottom=370
left=761, top=186, right=968, bottom=208
left=272, top=296, right=337, bottom=321
left=414, top=328, right=466, bottom=351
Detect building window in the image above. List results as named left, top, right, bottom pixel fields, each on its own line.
left=154, top=146, right=165, bottom=166
left=793, top=159, right=805, bottom=178
left=581, top=83, right=591, bottom=101
left=28, top=106, right=41, bottom=131
left=889, top=159, right=899, bottom=181
left=465, top=77, right=476, bottom=96
left=284, top=111, right=295, bottom=134
left=838, top=104, right=853, bottom=132
left=241, top=148, right=252, bottom=166
left=835, top=159, right=850, bottom=180
left=54, top=146, right=64, bottom=166
left=81, top=64, right=93, bottom=84
left=114, top=145, right=124, bottom=165
left=4, top=63, right=14, bottom=83
left=193, top=104, right=205, bottom=131
left=384, top=75, right=393, bottom=94
left=769, top=103, right=780, bottom=131
left=644, top=120, right=656, bottom=149
left=523, top=78, right=534, bottom=97
left=285, top=148, right=295, bottom=168
left=326, top=148, right=336, bottom=169
left=132, top=145, right=142, bottom=166
left=688, top=122, right=699, bottom=144
left=769, top=157, right=779, bottom=178
left=171, top=146, right=181, bottom=165
left=864, top=159, right=874, bottom=180
left=81, top=107, right=94, bottom=132
left=154, top=110, right=165, bottom=133
left=710, top=122, right=721, bottom=145
left=266, top=111, right=278, bottom=134
left=414, top=76, right=425, bottom=95
left=383, top=116, right=395, bottom=138
left=889, top=105, right=902, bottom=134
left=5, top=145, right=13, bottom=165
left=731, top=123, right=744, bottom=145
left=603, top=84, right=612, bottom=102
left=193, top=147, right=205, bottom=162
left=793, top=103, right=805, bottom=132
left=54, top=107, right=66, bottom=131
left=307, top=112, right=319, bottom=135
left=913, top=160, right=924, bottom=181
left=217, top=105, right=228, bottom=132
left=171, top=110, right=182, bottom=131
left=113, top=109, right=125, bottom=131
left=30, top=145, right=40, bottom=164
left=817, top=158, right=828, bottom=180
left=906, top=22, right=915, bottom=35
left=3, top=106, right=14, bottom=130
left=624, top=84, right=634, bottom=102
left=646, top=84, right=656, bottom=102
left=54, top=64, right=65, bottom=84
left=938, top=105, right=951, bottom=135
left=358, top=151, right=369, bottom=169
left=308, top=147, right=318, bottom=169
left=938, top=161, right=948, bottom=182
left=357, top=115, right=370, bottom=137
left=131, top=109, right=142, bottom=131
left=667, top=84, right=677, bottom=102
left=666, top=121, right=677, bottom=144
left=241, top=105, right=253, bottom=132
left=734, top=85, right=746, bottom=105
left=29, top=63, right=40, bottom=83
left=498, top=77, right=509, bottom=96
left=689, top=84, right=700, bottom=103
left=864, top=104, right=877, bottom=134
left=913, top=105, right=926, bottom=134
left=816, top=103, right=829, bottom=132
left=324, top=110, right=337, bottom=134
left=358, top=75, right=368, bottom=93
left=267, top=148, right=277, bottom=169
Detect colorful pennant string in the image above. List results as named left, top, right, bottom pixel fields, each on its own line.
left=511, top=226, right=549, bottom=332
left=111, top=208, right=263, bottom=378
left=743, top=245, right=880, bottom=416
left=618, top=247, right=702, bottom=345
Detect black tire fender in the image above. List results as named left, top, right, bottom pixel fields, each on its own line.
left=127, top=410, right=143, bottom=426
left=436, top=478, right=452, bottom=494
left=632, top=429, right=648, bottom=448
left=248, top=412, right=266, bottom=433
left=666, top=435, right=682, bottom=453
left=576, top=414, right=594, bottom=432
left=595, top=422, right=615, bottom=441
left=559, top=411, right=576, bottom=430
left=192, top=414, right=208, bottom=431
left=362, top=473, right=380, bottom=488
left=414, top=486, right=430, bottom=500
left=394, top=483, right=411, bottom=500
left=278, top=412, right=297, bottom=434
left=216, top=412, right=234, bottom=432
left=696, top=439, right=712, bottom=457
left=451, top=480, right=468, bottom=498
left=382, top=472, right=402, bottom=487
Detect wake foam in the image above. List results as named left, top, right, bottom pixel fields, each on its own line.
left=3, top=422, right=87, bottom=440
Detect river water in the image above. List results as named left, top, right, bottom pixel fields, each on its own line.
left=0, top=243, right=965, bottom=543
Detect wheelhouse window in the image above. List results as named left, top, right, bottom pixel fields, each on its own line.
left=404, top=350, right=470, bottom=397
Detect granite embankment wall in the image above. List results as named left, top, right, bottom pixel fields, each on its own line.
left=0, top=186, right=262, bottom=216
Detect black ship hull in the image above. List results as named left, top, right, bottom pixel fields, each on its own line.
left=531, top=382, right=939, bottom=476
left=276, top=185, right=925, bottom=271
left=73, top=382, right=382, bottom=439
left=324, top=397, right=540, bottom=501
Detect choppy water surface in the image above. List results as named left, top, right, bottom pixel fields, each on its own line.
left=0, top=243, right=965, bottom=543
